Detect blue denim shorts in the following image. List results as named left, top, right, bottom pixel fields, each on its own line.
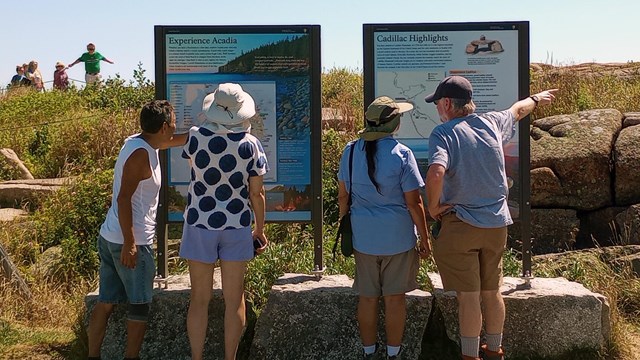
left=179, top=225, right=253, bottom=263
left=97, top=235, right=156, bottom=304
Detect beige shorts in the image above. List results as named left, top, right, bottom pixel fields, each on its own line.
left=85, top=72, right=102, bottom=84
left=353, top=247, right=419, bottom=297
left=432, top=213, right=507, bottom=292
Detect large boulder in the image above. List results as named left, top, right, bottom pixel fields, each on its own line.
left=508, top=209, right=579, bottom=254
left=0, top=178, right=69, bottom=207
left=614, top=122, right=640, bottom=205
left=250, top=273, right=432, bottom=360
left=530, top=109, right=622, bottom=210
left=0, top=208, right=27, bottom=222
left=623, top=112, right=640, bottom=127
left=531, top=208, right=579, bottom=254
left=614, top=204, right=640, bottom=245
left=577, top=207, right=627, bottom=247
left=428, top=273, right=609, bottom=358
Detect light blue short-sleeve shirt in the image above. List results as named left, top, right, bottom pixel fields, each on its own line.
left=428, top=110, right=516, bottom=228
left=338, top=137, right=424, bottom=256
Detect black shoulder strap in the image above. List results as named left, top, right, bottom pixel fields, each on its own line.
left=333, top=143, right=355, bottom=259
left=347, top=142, right=354, bottom=206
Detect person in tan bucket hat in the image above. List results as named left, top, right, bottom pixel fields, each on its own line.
left=53, top=61, right=69, bottom=90
left=338, top=96, right=430, bottom=359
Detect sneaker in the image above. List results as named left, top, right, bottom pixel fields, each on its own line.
left=480, top=344, right=505, bottom=360
left=363, top=344, right=378, bottom=359
left=386, top=347, right=401, bottom=360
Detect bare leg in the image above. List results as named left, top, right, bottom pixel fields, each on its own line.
left=383, top=294, right=406, bottom=346
left=124, top=319, right=147, bottom=358
left=457, top=291, right=482, bottom=337
left=87, top=302, right=115, bottom=358
left=481, top=289, right=505, bottom=334
left=220, top=260, right=248, bottom=360
left=357, top=295, right=379, bottom=346
left=187, top=260, right=215, bottom=360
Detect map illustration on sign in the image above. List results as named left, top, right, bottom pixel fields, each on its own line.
left=376, top=70, right=444, bottom=139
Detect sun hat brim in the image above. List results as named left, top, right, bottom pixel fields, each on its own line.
left=202, top=85, right=256, bottom=126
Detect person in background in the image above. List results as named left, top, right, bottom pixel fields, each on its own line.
left=26, top=60, right=43, bottom=91
left=338, top=96, right=431, bottom=360
left=86, top=100, right=187, bottom=360
left=180, top=83, right=268, bottom=360
left=68, top=42, right=114, bottom=85
left=10, top=65, right=27, bottom=87
left=424, top=75, right=557, bottom=360
left=53, top=61, right=69, bottom=90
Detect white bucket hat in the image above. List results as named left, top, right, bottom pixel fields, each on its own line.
left=202, top=83, right=256, bottom=133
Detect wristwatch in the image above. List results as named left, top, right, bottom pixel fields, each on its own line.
left=530, top=95, right=540, bottom=107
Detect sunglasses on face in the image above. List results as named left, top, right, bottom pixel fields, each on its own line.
left=87, top=48, right=95, bottom=51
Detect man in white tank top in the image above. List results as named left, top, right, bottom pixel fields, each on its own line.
left=87, top=100, right=187, bottom=360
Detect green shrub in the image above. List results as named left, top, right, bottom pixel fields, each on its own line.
left=322, top=67, right=363, bottom=132
left=32, top=169, right=114, bottom=281
left=321, top=129, right=354, bottom=226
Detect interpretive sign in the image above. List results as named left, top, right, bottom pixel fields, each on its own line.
left=154, top=25, right=322, bottom=276
left=363, top=22, right=533, bottom=275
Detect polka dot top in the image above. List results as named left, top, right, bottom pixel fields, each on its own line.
left=182, top=127, right=269, bottom=230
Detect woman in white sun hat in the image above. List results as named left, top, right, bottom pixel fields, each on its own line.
left=180, top=83, right=269, bottom=360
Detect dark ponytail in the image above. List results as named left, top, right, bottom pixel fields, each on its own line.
left=364, top=140, right=381, bottom=194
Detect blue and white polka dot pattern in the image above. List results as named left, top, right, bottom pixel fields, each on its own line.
left=182, top=127, right=268, bottom=230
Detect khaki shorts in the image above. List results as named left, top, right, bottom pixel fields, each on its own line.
left=432, top=213, right=507, bottom=292
left=85, top=73, right=102, bottom=84
left=353, top=248, right=419, bottom=297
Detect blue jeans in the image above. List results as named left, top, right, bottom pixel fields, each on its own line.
left=97, top=235, right=155, bottom=304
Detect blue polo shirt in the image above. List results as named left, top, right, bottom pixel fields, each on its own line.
left=338, top=137, right=424, bottom=256
left=428, top=110, right=516, bottom=228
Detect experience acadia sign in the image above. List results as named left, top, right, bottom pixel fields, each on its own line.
left=154, top=25, right=322, bottom=277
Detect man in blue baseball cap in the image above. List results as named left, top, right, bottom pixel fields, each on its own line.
left=424, top=75, right=558, bottom=360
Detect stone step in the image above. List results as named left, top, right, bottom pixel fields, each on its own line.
left=428, top=273, right=609, bottom=358
left=83, top=272, right=609, bottom=359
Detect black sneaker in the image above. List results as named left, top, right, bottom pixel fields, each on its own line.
left=386, top=347, right=402, bottom=360
left=363, top=344, right=378, bottom=359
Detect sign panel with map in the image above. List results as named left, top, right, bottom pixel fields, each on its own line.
left=364, top=23, right=533, bottom=275
left=155, top=26, right=322, bottom=224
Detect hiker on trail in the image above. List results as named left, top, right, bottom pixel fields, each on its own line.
left=10, top=65, right=29, bottom=87
left=68, top=42, right=114, bottom=84
left=338, top=96, right=430, bottom=360
left=424, top=75, right=557, bottom=360
left=26, top=60, right=43, bottom=91
left=53, top=61, right=69, bottom=90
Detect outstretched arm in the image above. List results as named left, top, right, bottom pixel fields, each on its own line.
left=68, top=58, right=81, bottom=68
left=509, top=89, right=558, bottom=122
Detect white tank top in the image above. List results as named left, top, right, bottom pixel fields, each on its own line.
left=100, top=135, right=161, bottom=245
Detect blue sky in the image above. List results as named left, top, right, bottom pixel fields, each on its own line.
left=2, top=0, right=639, bottom=88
